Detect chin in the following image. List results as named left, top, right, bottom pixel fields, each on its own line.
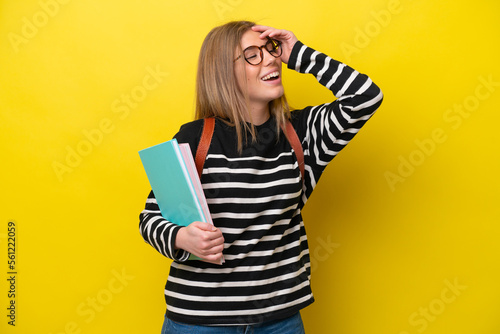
left=267, top=87, right=285, bottom=100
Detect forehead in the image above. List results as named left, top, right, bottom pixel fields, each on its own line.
left=240, top=30, right=266, bottom=49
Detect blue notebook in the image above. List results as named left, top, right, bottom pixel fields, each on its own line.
left=139, top=139, right=213, bottom=260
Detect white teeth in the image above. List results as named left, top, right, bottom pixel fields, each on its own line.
left=262, top=71, right=279, bottom=81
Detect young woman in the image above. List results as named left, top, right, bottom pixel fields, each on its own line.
left=139, top=21, right=383, bottom=333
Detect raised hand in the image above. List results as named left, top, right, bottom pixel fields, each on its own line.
left=251, top=25, right=299, bottom=65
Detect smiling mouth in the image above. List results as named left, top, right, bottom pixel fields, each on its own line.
left=261, top=71, right=280, bottom=81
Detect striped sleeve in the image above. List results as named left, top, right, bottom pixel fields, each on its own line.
left=139, top=190, right=191, bottom=262
left=288, top=41, right=383, bottom=199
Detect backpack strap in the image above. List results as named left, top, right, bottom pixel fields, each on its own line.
left=194, top=118, right=305, bottom=183
left=281, top=119, right=305, bottom=182
left=195, top=117, right=215, bottom=178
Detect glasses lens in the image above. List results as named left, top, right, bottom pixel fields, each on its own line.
left=242, top=40, right=282, bottom=65
left=266, top=39, right=282, bottom=56
left=244, top=46, right=261, bottom=65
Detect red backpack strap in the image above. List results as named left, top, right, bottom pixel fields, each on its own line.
left=195, top=117, right=215, bottom=178
left=281, top=119, right=305, bottom=182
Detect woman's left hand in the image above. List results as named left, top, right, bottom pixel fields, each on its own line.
left=251, top=25, right=298, bottom=65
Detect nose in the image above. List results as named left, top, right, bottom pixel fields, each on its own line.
left=262, top=48, right=279, bottom=67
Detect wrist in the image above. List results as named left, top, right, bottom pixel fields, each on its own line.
left=287, top=40, right=303, bottom=70
left=174, top=227, right=186, bottom=250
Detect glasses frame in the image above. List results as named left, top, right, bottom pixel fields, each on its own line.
left=234, top=38, right=282, bottom=66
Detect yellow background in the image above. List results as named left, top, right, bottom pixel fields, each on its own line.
left=1, top=0, right=499, bottom=333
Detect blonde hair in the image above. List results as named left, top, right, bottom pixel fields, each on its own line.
left=195, top=20, right=290, bottom=152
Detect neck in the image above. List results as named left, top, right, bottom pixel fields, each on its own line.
left=247, top=103, right=270, bottom=125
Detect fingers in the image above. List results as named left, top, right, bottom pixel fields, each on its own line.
left=251, top=24, right=298, bottom=65
left=251, top=25, right=296, bottom=42
left=199, top=233, right=224, bottom=254
left=252, top=25, right=286, bottom=40
left=192, top=221, right=217, bottom=232
left=188, top=222, right=224, bottom=263
left=251, top=25, right=273, bottom=38
left=199, top=236, right=224, bottom=265
left=203, top=253, right=225, bottom=265
left=251, top=25, right=270, bottom=33
left=192, top=222, right=223, bottom=245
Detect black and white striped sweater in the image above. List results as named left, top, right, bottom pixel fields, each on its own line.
left=139, top=41, right=383, bottom=326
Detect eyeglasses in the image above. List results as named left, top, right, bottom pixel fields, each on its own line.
left=235, top=38, right=282, bottom=66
